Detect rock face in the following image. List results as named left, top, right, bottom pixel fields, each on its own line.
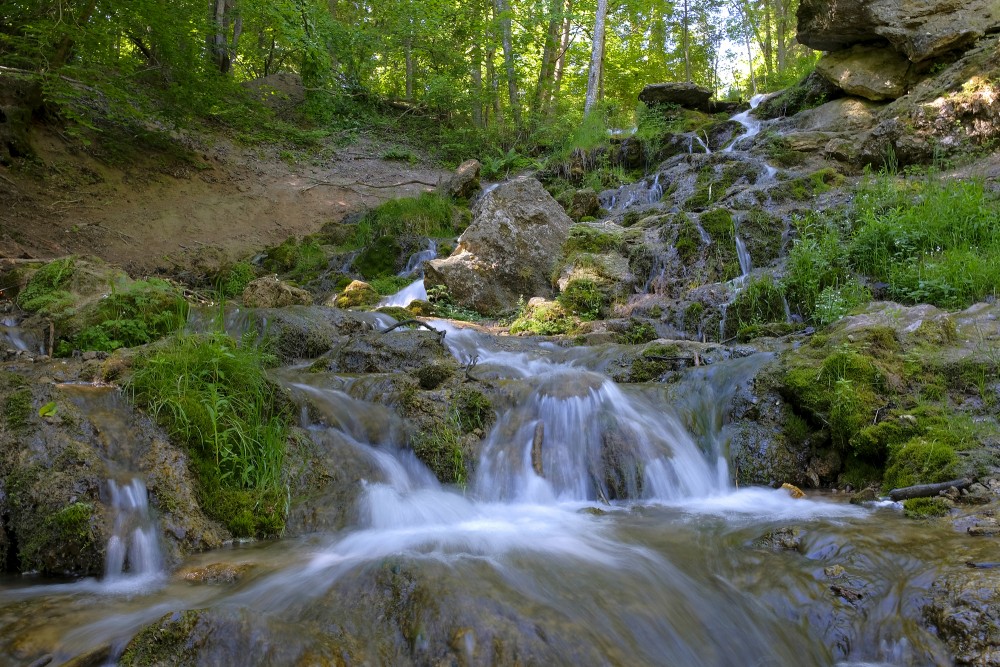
left=242, top=276, right=313, bottom=308
left=638, top=82, right=714, bottom=111
left=797, top=0, right=1000, bottom=63
left=424, top=177, right=572, bottom=315
left=437, top=159, right=482, bottom=200
left=816, top=45, right=913, bottom=101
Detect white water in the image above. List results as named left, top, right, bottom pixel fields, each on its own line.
left=723, top=93, right=768, bottom=153
left=601, top=173, right=664, bottom=212
left=104, top=477, right=164, bottom=585
left=0, top=316, right=45, bottom=355
left=691, top=134, right=711, bottom=154
left=378, top=278, right=427, bottom=308
left=398, top=239, right=437, bottom=278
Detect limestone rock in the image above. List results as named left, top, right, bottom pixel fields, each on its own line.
left=797, top=0, right=1000, bottom=63
left=638, top=82, right=714, bottom=111
left=424, top=177, right=573, bottom=316
left=329, top=280, right=378, bottom=309
left=568, top=189, right=601, bottom=221
left=795, top=97, right=881, bottom=133
left=325, top=330, right=449, bottom=374
left=437, top=159, right=482, bottom=200
left=754, top=71, right=844, bottom=120
left=816, top=45, right=912, bottom=101
left=242, top=276, right=313, bottom=308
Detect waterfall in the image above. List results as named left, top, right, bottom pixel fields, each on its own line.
left=398, top=239, right=437, bottom=278
left=104, top=477, right=164, bottom=583
left=378, top=239, right=437, bottom=308
left=0, top=316, right=45, bottom=355
left=723, top=94, right=768, bottom=154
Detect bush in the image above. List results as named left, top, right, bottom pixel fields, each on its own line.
left=127, top=333, right=289, bottom=538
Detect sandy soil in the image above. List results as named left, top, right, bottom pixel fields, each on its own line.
left=0, top=129, right=450, bottom=277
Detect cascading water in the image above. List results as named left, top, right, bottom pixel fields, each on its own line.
left=379, top=239, right=438, bottom=307
left=723, top=94, right=768, bottom=153
left=104, top=477, right=164, bottom=583
left=0, top=316, right=45, bottom=355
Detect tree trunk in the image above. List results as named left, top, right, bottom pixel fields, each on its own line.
left=682, top=0, right=691, bottom=81
left=471, top=43, right=484, bottom=128
left=552, top=0, right=574, bottom=99
left=405, top=38, right=414, bottom=100
left=494, top=0, right=521, bottom=126
left=534, top=0, right=563, bottom=114
left=584, top=0, right=608, bottom=116
left=51, top=0, right=98, bottom=68
left=210, top=0, right=240, bottom=74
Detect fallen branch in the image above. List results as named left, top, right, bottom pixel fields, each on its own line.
left=888, top=478, right=972, bottom=501
left=0, top=172, right=16, bottom=187
left=301, top=177, right=438, bottom=193
left=381, top=319, right=444, bottom=341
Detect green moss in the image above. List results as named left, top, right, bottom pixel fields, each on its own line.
left=902, top=496, right=952, bottom=518
left=454, top=387, right=494, bottom=433
left=352, top=192, right=457, bottom=247
left=120, top=610, right=202, bottom=666
left=771, top=168, right=844, bottom=203
left=617, top=319, right=658, bottom=345
left=685, top=167, right=738, bottom=211
left=376, top=306, right=412, bottom=321
left=670, top=213, right=703, bottom=265
left=262, top=237, right=328, bottom=282
left=369, top=274, right=414, bottom=296
left=20, top=501, right=96, bottom=573
left=762, top=136, right=808, bottom=167
left=353, top=236, right=401, bottom=279
left=725, top=275, right=787, bottom=340
left=16, top=257, right=76, bottom=313
left=883, top=437, right=958, bottom=491
left=3, top=388, right=32, bottom=429
left=558, top=278, right=610, bottom=320
left=413, top=362, right=455, bottom=390
left=564, top=226, right=622, bottom=256
left=410, top=413, right=468, bottom=485
left=217, top=261, right=257, bottom=299
left=683, top=302, right=705, bottom=332
left=839, top=454, right=883, bottom=489
left=509, top=300, right=578, bottom=336
left=630, top=343, right=680, bottom=382
left=58, top=279, right=189, bottom=355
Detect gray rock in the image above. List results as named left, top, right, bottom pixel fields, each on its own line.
left=568, top=188, right=601, bottom=221
left=798, top=0, right=1000, bottom=63
left=242, top=276, right=313, bottom=308
left=424, top=177, right=572, bottom=316
left=816, top=45, right=912, bottom=101
left=437, top=159, right=481, bottom=200
left=638, top=82, right=714, bottom=111
left=795, top=97, right=881, bottom=133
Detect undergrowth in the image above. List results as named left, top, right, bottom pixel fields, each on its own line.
left=126, top=333, right=290, bottom=538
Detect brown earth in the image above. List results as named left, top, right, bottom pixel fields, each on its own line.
left=0, top=128, right=450, bottom=277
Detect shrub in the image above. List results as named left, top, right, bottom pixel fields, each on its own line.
left=127, top=333, right=289, bottom=538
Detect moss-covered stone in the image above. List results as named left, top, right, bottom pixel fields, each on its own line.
left=454, top=387, right=494, bottom=433
left=353, top=235, right=403, bottom=279
left=558, top=278, right=611, bottom=320
left=3, top=388, right=32, bottom=429
left=509, top=299, right=578, bottom=336
left=902, top=496, right=952, bottom=518
left=121, top=610, right=203, bottom=666
left=333, top=280, right=380, bottom=309
left=413, top=361, right=457, bottom=390
left=564, top=225, right=622, bottom=256
left=769, top=168, right=844, bottom=202
left=15, top=256, right=76, bottom=313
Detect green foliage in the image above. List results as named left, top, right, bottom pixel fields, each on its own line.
left=353, top=237, right=402, bottom=279
left=382, top=146, right=419, bottom=163
left=217, top=262, right=257, bottom=299
left=425, top=284, right=483, bottom=322
left=454, top=387, right=494, bottom=433
left=902, top=497, right=952, bottom=518
left=727, top=275, right=787, bottom=340
left=558, top=278, right=610, bottom=320
left=16, top=258, right=75, bottom=313
left=263, top=237, right=328, bottom=282
left=59, top=279, right=189, bottom=355
left=883, top=437, right=958, bottom=491
left=410, top=411, right=467, bottom=486
left=618, top=319, right=658, bottom=345
left=509, top=300, right=577, bottom=336
left=369, top=275, right=414, bottom=296
left=3, top=389, right=33, bottom=429
left=352, top=193, right=456, bottom=248
left=127, top=333, right=289, bottom=538
left=564, top=226, right=622, bottom=256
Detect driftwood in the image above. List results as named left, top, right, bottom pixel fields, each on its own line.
left=967, top=561, right=1000, bottom=569
left=300, top=177, right=437, bottom=193
left=888, top=478, right=972, bottom=501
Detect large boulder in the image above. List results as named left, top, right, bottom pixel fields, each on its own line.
left=638, top=82, right=714, bottom=111
left=795, top=97, right=881, bottom=133
left=424, top=177, right=572, bottom=315
left=816, top=45, right=913, bottom=101
left=797, top=0, right=1000, bottom=63
left=242, top=276, right=313, bottom=308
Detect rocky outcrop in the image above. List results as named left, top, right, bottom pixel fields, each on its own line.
left=568, top=189, right=601, bottom=221
left=797, top=0, right=1000, bottom=63
left=816, top=45, right=913, bottom=101
left=242, top=276, right=313, bottom=308
left=437, top=159, right=481, bottom=200
left=424, top=177, right=572, bottom=315
left=639, top=82, right=714, bottom=111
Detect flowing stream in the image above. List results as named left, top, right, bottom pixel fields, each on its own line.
left=0, top=318, right=977, bottom=665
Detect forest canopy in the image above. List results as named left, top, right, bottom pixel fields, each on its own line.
left=0, top=0, right=818, bottom=155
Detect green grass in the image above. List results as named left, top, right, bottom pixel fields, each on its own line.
left=352, top=193, right=457, bottom=248
left=16, top=257, right=75, bottom=314
left=126, top=333, right=289, bottom=538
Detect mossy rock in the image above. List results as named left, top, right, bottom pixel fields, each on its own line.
left=557, top=277, right=612, bottom=320
left=454, top=387, right=494, bottom=433
left=903, top=497, right=952, bottom=518
left=564, top=225, right=622, bottom=256
left=353, top=235, right=403, bottom=279
left=3, top=387, right=33, bottom=429
left=617, top=319, right=658, bottom=345
left=509, top=299, right=578, bottom=336
left=413, top=361, right=458, bottom=390
left=333, top=280, right=380, bottom=309
left=883, top=437, right=959, bottom=491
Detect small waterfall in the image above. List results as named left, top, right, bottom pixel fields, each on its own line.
left=104, top=477, right=164, bottom=582
left=0, top=316, right=45, bottom=355
left=475, top=368, right=722, bottom=503
left=734, top=233, right=752, bottom=279
left=723, top=94, right=768, bottom=153
left=692, top=134, right=711, bottom=154
left=643, top=254, right=668, bottom=295
left=378, top=278, right=427, bottom=308
left=398, top=239, right=437, bottom=278
left=600, top=173, right=666, bottom=213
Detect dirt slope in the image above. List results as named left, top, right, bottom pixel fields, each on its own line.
left=0, top=129, right=450, bottom=276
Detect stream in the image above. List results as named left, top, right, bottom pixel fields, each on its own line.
left=0, top=313, right=981, bottom=666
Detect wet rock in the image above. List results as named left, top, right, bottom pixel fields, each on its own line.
left=752, top=527, right=803, bottom=551
left=797, top=0, right=1000, bottom=63
left=425, top=177, right=572, bottom=315
left=568, top=188, right=601, bottom=221
left=325, top=329, right=449, bottom=374
left=328, top=279, right=379, bottom=309
left=816, top=45, right=912, bottom=101
left=177, top=561, right=257, bottom=584
left=242, top=276, right=313, bottom=308
left=781, top=483, right=805, bottom=498
left=824, top=565, right=846, bottom=579
left=638, top=82, right=714, bottom=112
left=754, top=71, right=844, bottom=120
left=924, top=566, right=1000, bottom=665
left=438, top=158, right=481, bottom=200
left=849, top=487, right=879, bottom=504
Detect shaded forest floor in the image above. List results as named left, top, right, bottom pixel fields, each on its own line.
left=0, top=126, right=449, bottom=277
